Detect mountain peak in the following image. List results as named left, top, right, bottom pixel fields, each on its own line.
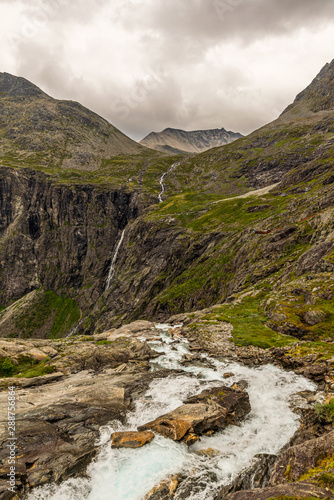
left=0, top=72, right=47, bottom=98
left=140, top=126, right=242, bottom=155
left=281, top=59, right=334, bottom=116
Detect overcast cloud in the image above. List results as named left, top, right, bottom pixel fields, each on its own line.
left=0, top=0, right=334, bottom=140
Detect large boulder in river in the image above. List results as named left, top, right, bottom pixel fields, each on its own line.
left=138, top=385, right=251, bottom=444
left=111, top=431, right=155, bottom=449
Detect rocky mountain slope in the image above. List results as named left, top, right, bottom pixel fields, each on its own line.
left=0, top=61, right=334, bottom=500
left=0, top=61, right=333, bottom=350
left=0, top=72, right=151, bottom=173
left=140, top=127, right=243, bottom=154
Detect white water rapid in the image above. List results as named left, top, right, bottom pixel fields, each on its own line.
left=28, top=324, right=315, bottom=500
left=158, top=162, right=180, bottom=203
left=105, top=229, right=126, bottom=290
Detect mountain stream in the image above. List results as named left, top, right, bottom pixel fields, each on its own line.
left=158, top=163, right=180, bottom=203
left=28, top=324, right=315, bottom=500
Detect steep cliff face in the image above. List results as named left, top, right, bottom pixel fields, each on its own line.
left=0, top=166, right=150, bottom=336
left=0, top=63, right=334, bottom=341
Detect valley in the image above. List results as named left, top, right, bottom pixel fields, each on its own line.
left=0, top=60, right=334, bottom=500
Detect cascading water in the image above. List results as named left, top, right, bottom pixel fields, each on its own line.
left=158, top=162, right=180, bottom=203
left=27, top=324, right=315, bottom=500
left=105, top=229, right=126, bottom=290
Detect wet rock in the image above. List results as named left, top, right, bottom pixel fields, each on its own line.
left=111, top=431, right=155, bottom=449
left=269, top=430, right=334, bottom=485
left=195, top=448, right=221, bottom=458
left=217, top=454, right=277, bottom=498
left=0, top=367, right=181, bottom=497
left=174, top=470, right=219, bottom=499
left=144, top=475, right=181, bottom=500
left=303, top=362, right=328, bottom=381
left=138, top=385, right=251, bottom=443
left=225, top=482, right=334, bottom=499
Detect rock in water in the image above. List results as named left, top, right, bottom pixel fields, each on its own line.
left=138, top=385, right=251, bottom=443
left=144, top=475, right=181, bottom=500
left=111, top=431, right=155, bottom=449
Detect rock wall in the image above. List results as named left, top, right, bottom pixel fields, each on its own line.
left=0, top=167, right=142, bottom=309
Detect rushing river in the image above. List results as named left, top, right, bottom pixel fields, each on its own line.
left=28, top=324, right=315, bottom=500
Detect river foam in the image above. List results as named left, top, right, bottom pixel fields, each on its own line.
left=27, top=325, right=315, bottom=500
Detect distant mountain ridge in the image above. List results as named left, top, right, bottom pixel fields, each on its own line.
left=140, top=127, right=243, bottom=154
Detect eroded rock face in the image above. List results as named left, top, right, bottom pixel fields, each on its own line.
left=225, top=482, right=334, bottom=499
left=111, top=431, right=155, bottom=449
left=269, top=430, right=334, bottom=485
left=138, top=385, right=251, bottom=443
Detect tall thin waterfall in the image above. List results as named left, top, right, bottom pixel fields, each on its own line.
left=158, top=162, right=180, bottom=203
left=105, top=229, right=126, bottom=290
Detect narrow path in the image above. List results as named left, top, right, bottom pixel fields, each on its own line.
left=212, top=183, right=279, bottom=204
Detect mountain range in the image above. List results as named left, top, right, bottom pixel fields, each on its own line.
left=140, top=126, right=243, bottom=154
left=0, top=61, right=333, bottom=339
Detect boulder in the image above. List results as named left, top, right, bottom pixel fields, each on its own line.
left=303, top=309, right=326, bottom=325
left=144, top=475, right=181, bottom=500
left=195, top=448, right=221, bottom=458
left=138, top=386, right=251, bottom=443
left=26, top=348, right=49, bottom=361
left=111, top=431, right=155, bottom=449
left=303, top=362, right=328, bottom=381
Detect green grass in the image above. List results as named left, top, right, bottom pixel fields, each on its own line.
left=314, top=399, right=334, bottom=424
left=189, top=295, right=297, bottom=349
left=0, top=355, right=56, bottom=378
left=147, top=190, right=289, bottom=233
left=207, top=298, right=296, bottom=349
left=290, top=341, right=334, bottom=361
left=16, top=362, right=55, bottom=378
left=13, top=290, right=80, bottom=338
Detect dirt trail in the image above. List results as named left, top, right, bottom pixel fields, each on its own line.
left=212, top=183, right=279, bottom=204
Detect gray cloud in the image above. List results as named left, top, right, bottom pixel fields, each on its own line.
left=0, top=0, right=334, bottom=140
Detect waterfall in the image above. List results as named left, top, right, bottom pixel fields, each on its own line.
left=105, top=229, right=126, bottom=290
left=158, top=162, right=180, bottom=203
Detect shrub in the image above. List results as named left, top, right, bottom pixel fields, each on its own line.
left=0, top=357, right=15, bottom=377
left=314, top=399, right=334, bottom=424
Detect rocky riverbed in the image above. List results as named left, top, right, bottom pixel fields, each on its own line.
left=0, top=320, right=333, bottom=499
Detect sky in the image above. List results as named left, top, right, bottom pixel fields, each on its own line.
left=0, top=0, right=334, bottom=141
